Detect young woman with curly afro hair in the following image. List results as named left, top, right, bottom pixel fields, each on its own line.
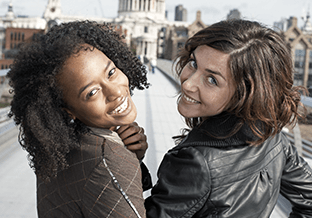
left=8, top=20, right=150, bottom=217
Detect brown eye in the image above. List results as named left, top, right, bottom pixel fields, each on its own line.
left=86, top=89, right=98, bottom=99
left=108, top=68, right=116, bottom=78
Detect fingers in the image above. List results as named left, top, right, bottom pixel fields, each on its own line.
left=116, top=122, right=148, bottom=160
left=116, top=124, right=134, bottom=135
left=126, top=141, right=148, bottom=160
left=126, top=140, right=148, bottom=152
left=122, top=129, right=146, bottom=145
left=117, top=122, right=142, bottom=141
left=116, top=122, right=138, bottom=135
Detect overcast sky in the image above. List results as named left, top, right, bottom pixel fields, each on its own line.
left=0, top=0, right=311, bottom=28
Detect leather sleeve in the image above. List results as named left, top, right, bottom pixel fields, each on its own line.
left=145, top=146, right=211, bottom=218
left=280, top=135, right=312, bottom=218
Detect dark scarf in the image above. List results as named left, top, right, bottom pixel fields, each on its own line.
left=179, top=112, right=259, bottom=148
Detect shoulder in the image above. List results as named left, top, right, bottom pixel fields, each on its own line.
left=164, top=145, right=211, bottom=176
left=52, top=132, right=106, bottom=187
left=70, top=132, right=105, bottom=163
left=146, top=146, right=211, bottom=217
left=159, top=145, right=212, bottom=198
left=36, top=132, right=105, bottom=217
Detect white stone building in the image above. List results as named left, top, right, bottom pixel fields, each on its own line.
left=1, top=0, right=193, bottom=63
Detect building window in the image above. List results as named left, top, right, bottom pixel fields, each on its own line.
left=309, top=50, right=312, bottom=74
left=22, top=33, right=25, bottom=41
left=10, top=32, right=13, bottom=40
left=144, top=26, right=148, bottom=33
left=18, top=33, right=21, bottom=41
left=144, top=41, right=148, bottom=55
left=294, top=49, right=306, bottom=86
left=123, top=0, right=126, bottom=10
left=294, top=49, right=306, bottom=73
left=308, top=51, right=312, bottom=87
left=14, top=32, right=17, bottom=40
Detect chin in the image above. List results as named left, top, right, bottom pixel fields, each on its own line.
left=177, top=106, right=192, bottom=118
left=125, top=109, right=137, bottom=125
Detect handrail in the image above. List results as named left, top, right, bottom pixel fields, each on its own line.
left=282, top=130, right=312, bottom=159
left=0, top=106, right=10, bottom=123
left=0, top=69, right=9, bottom=77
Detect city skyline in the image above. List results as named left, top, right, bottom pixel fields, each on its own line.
left=0, top=0, right=311, bottom=28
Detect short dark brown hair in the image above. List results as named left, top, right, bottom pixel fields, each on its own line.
left=176, top=19, right=306, bottom=145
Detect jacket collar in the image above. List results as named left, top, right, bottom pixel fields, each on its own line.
left=176, top=112, right=259, bottom=149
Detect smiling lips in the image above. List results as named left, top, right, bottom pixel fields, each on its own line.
left=111, top=97, right=129, bottom=114
left=183, top=93, right=200, bottom=104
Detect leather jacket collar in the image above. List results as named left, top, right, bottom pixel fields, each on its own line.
left=176, top=112, right=259, bottom=149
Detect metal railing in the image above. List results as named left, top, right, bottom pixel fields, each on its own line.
left=0, top=106, right=10, bottom=123
left=282, top=130, right=312, bottom=159
left=0, top=69, right=10, bottom=99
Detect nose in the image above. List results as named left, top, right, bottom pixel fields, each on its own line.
left=181, top=70, right=199, bottom=93
left=104, top=83, right=123, bottom=102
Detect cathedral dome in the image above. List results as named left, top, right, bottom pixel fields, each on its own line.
left=118, top=0, right=166, bottom=20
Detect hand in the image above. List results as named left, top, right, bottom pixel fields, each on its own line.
left=116, top=122, right=148, bottom=161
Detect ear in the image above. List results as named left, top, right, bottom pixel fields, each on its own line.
left=64, top=108, right=76, bottom=120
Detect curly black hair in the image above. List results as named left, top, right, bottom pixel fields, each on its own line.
left=7, top=21, right=148, bottom=181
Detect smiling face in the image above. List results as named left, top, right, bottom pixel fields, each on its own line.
left=178, top=45, right=235, bottom=119
left=58, top=46, right=137, bottom=129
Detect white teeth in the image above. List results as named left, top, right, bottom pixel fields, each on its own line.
left=112, top=98, right=128, bottom=114
left=183, top=94, right=199, bottom=103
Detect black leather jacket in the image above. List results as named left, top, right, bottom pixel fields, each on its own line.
left=145, top=113, right=312, bottom=218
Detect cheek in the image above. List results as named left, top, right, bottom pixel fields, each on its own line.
left=218, top=90, right=235, bottom=110
left=118, top=71, right=129, bottom=86
left=180, top=67, right=191, bottom=84
left=226, top=84, right=236, bottom=103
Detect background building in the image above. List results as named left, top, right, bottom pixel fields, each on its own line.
left=1, top=1, right=312, bottom=89
left=0, top=0, right=199, bottom=67
left=274, top=14, right=312, bottom=89
left=227, top=9, right=241, bottom=20
left=0, top=2, right=45, bottom=69
left=175, top=5, right=187, bottom=22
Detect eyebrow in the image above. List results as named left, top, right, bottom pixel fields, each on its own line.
left=77, top=60, right=112, bottom=98
left=78, top=82, right=92, bottom=98
left=192, top=51, right=227, bottom=81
